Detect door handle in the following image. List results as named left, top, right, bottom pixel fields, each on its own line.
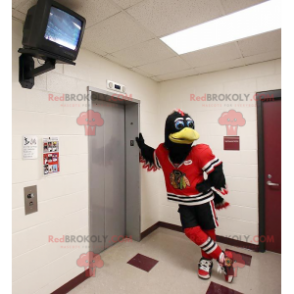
left=267, top=180, right=279, bottom=187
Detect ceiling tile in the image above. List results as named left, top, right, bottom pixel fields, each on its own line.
left=155, top=68, right=199, bottom=82
left=83, top=12, right=153, bottom=54
left=237, top=30, right=281, bottom=57
left=12, top=9, right=26, bottom=22
left=104, top=54, right=133, bottom=68
left=220, top=0, right=268, bottom=14
left=151, top=76, right=161, bottom=82
left=56, top=0, right=120, bottom=28
left=197, top=59, right=245, bottom=75
left=12, top=0, right=31, bottom=9
left=126, top=0, right=224, bottom=37
left=112, top=0, right=144, bottom=9
left=14, top=0, right=120, bottom=28
left=243, top=49, right=281, bottom=66
left=132, top=67, right=152, bottom=78
left=110, top=39, right=176, bottom=67
left=136, top=56, right=190, bottom=76
left=14, top=0, right=36, bottom=14
left=81, top=45, right=107, bottom=57
left=181, top=43, right=241, bottom=68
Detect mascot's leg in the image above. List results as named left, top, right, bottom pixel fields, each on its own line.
left=184, top=226, right=234, bottom=282
left=184, top=226, right=222, bottom=259
left=201, top=229, right=217, bottom=259
left=178, top=203, right=234, bottom=283
left=198, top=230, right=215, bottom=279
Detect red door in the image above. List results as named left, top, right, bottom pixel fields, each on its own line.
left=263, top=99, right=281, bottom=253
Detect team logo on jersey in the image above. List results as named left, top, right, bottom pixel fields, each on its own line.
left=170, top=170, right=190, bottom=189
left=184, top=160, right=192, bottom=165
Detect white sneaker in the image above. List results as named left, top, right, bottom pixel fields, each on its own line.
left=198, top=258, right=213, bottom=280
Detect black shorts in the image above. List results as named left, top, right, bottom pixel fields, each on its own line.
left=178, top=200, right=219, bottom=231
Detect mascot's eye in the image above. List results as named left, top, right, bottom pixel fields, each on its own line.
left=175, top=120, right=185, bottom=130
left=186, top=120, right=194, bottom=129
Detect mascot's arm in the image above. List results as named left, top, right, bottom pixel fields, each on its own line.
left=196, top=163, right=229, bottom=209
left=196, top=164, right=229, bottom=209
left=207, top=163, right=228, bottom=196
left=136, top=133, right=160, bottom=172
left=207, top=163, right=230, bottom=209
left=195, top=145, right=230, bottom=210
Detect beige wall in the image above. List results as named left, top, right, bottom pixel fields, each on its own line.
left=12, top=18, right=159, bottom=294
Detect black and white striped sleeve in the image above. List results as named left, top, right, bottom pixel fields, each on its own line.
left=199, top=146, right=228, bottom=196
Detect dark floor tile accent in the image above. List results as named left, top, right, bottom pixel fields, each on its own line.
left=206, top=282, right=243, bottom=294
left=226, top=249, right=252, bottom=266
left=127, top=253, right=158, bottom=272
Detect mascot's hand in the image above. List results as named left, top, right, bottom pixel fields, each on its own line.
left=214, top=192, right=230, bottom=210
left=196, top=180, right=211, bottom=193
left=136, top=133, right=145, bottom=149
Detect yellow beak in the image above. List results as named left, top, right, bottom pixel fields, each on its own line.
left=169, top=127, right=200, bottom=144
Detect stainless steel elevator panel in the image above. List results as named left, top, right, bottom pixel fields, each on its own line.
left=88, top=87, right=141, bottom=255
left=89, top=99, right=105, bottom=255
left=103, top=102, right=125, bottom=249
left=89, top=100, right=126, bottom=253
left=125, top=103, right=141, bottom=241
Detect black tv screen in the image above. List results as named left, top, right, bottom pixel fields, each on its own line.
left=44, top=6, right=82, bottom=51
left=22, top=0, right=86, bottom=61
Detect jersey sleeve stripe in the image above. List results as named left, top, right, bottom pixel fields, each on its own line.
left=203, top=158, right=222, bottom=174
left=202, top=157, right=219, bottom=170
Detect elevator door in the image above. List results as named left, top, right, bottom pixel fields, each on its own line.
left=89, top=100, right=125, bottom=254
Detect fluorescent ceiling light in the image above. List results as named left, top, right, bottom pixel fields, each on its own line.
left=161, top=0, right=281, bottom=55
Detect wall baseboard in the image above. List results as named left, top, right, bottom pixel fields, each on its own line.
left=140, top=222, right=161, bottom=239
left=216, top=234, right=259, bottom=252
left=51, top=269, right=90, bottom=294
left=141, top=221, right=260, bottom=252
left=158, top=221, right=183, bottom=232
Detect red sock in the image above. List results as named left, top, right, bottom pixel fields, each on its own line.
left=202, top=229, right=216, bottom=259
left=184, top=226, right=222, bottom=260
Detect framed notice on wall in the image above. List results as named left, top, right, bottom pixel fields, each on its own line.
left=43, top=137, right=60, bottom=175
left=22, top=136, right=38, bottom=159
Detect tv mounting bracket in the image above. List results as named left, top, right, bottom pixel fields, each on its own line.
left=18, top=48, right=75, bottom=89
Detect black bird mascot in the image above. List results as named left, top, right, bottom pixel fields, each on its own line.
left=136, top=109, right=235, bottom=283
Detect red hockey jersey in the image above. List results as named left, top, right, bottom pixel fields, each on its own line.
left=154, top=143, right=222, bottom=206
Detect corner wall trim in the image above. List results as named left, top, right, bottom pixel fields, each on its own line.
left=141, top=221, right=259, bottom=252
left=51, top=269, right=90, bottom=294
left=140, top=222, right=160, bottom=239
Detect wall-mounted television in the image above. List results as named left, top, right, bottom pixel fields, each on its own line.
left=22, top=0, right=86, bottom=62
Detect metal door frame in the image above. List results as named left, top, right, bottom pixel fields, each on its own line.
left=87, top=86, right=141, bottom=254
left=256, top=89, right=281, bottom=252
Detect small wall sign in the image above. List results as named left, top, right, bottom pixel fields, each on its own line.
left=224, top=136, right=240, bottom=151
left=22, top=136, right=38, bottom=159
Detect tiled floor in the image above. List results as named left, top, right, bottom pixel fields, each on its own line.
left=68, top=228, right=281, bottom=294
